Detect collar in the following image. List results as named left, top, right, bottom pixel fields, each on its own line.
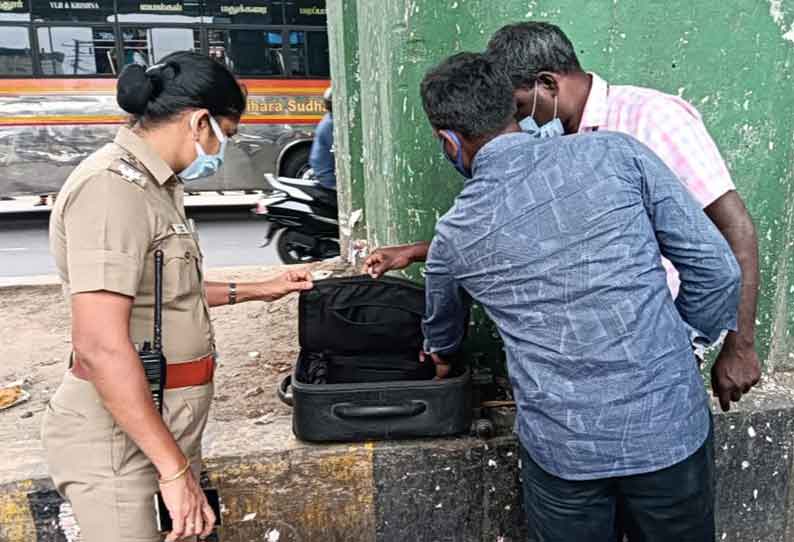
left=471, top=131, right=534, bottom=178
left=578, top=72, right=609, bottom=133
left=114, top=126, right=176, bottom=185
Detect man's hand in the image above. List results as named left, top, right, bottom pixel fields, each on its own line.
left=420, top=351, right=451, bottom=379
left=363, top=242, right=429, bottom=278
left=703, top=192, right=761, bottom=412
left=259, top=270, right=314, bottom=301
left=711, top=338, right=761, bottom=412
left=161, top=468, right=215, bottom=541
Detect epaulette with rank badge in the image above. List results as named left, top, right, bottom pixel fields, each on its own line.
left=108, top=155, right=148, bottom=189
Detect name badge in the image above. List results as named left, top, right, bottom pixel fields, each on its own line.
left=172, top=223, right=190, bottom=235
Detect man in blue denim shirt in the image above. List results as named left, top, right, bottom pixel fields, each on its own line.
left=420, top=53, right=740, bottom=541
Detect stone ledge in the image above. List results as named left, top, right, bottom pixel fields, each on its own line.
left=2, top=374, right=794, bottom=542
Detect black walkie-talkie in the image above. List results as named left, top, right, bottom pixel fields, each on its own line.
left=139, top=249, right=167, bottom=413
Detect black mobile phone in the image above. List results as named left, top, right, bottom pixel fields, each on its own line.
left=155, top=488, right=222, bottom=533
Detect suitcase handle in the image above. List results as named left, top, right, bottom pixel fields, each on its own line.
left=278, top=375, right=294, bottom=407
left=332, top=401, right=427, bottom=419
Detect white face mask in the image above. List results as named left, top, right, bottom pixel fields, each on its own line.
left=179, top=112, right=227, bottom=181
left=519, top=82, right=565, bottom=139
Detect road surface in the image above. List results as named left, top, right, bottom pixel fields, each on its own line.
left=0, top=209, right=279, bottom=280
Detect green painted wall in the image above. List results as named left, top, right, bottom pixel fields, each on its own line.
left=328, top=0, right=794, bottom=369
left=327, top=0, right=367, bottom=256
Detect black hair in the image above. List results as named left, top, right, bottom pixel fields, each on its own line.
left=116, top=51, right=246, bottom=125
left=420, top=52, right=516, bottom=139
left=486, top=22, right=583, bottom=90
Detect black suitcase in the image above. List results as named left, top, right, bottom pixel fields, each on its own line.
left=278, top=275, right=472, bottom=443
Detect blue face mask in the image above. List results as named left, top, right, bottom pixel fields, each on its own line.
left=519, top=115, right=565, bottom=139
left=438, top=130, right=472, bottom=179
left=179, top=114, right=227, bottom=181
left=519, top=82, right=565, bottom=139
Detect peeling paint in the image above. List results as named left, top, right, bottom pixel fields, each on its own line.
left=769, top=0, right=794, bottom=42
left=770, top=0, right=784, bottom=25
left=339, top=0, right=794, bottom=369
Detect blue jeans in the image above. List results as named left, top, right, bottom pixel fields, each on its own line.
left=520, top=417, right=715, bottom=542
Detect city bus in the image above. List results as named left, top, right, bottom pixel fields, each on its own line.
left=0, top=0, right=330, bottom=197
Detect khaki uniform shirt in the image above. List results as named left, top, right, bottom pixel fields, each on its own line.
left=50, top=126, right=214, bottom=362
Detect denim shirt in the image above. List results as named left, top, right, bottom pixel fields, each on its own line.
left=423, top=131, right=740, bottom=480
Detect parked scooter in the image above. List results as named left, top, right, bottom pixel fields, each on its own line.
left=254, top=174, right=340, bottom=264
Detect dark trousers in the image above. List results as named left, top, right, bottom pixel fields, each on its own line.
left=520, top=420, right=715, bottom=542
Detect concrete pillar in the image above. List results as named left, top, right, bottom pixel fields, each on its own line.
left=327, top=0, right=367, bottom=258
left=329, top=0, right=794, bottom=369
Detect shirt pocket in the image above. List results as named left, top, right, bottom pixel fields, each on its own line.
left=159, top=233, right=202, bottom=304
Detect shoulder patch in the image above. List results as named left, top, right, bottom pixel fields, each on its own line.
left=107, top=156, right=148, bottom=188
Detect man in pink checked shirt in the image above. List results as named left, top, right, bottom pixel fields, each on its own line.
left=364, top=21, right=760, bottom=414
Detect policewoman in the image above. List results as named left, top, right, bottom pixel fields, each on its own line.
left=43, top=52, right=313, bottom=542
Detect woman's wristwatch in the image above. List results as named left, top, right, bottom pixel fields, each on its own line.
left=228, top=282, right=237, bottom=305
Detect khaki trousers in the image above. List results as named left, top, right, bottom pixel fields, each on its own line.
left=42, top=371, right=213, bottom=542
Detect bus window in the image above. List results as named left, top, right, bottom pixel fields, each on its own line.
left=306, top=31, right=328, bottom=76
left=0, top=0, right=31, bottom=22
left=121, top=27, right=199, bottom=66
left=37, top=26, right=116, bottom=75
left=208, top=29, right=284, bottom=76
left=0, top=26, right=34, bottom=75
left=204, top=0, right=283, bottom=25
left=287, top=30, right=328, bottom=77
left=116, top=0, right=201, bottom=23
left=284, top=0, right=325, bottom=26
left=31, top=0, right=115, bottom=23
left=285, top=31, right=304, bottom=76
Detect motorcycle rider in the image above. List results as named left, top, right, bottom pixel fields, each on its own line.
left=310, top=87, right=336, bottom=190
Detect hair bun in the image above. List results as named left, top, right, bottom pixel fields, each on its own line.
left=116, top=63, right=153, bottom=116
left=112, top=52, right=245, bottom=123
left=145, top=61, right=180, bottom=87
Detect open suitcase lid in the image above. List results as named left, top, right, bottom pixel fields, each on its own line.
left=298, top=275, right=425, bottom=355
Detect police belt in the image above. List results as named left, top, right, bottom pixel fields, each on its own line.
left=71, top=353, right=215, bottom=389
